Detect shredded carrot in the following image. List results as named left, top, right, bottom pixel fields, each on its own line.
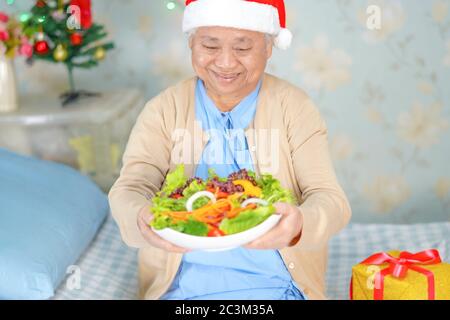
left=163, top=195, right=257, bottom=225
left=226, top=203, right=257, bottom=219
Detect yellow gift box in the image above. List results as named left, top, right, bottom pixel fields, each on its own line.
left=350, top=249, right=450, bottom=300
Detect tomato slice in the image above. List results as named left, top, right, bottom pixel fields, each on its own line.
left=207, top=228, right=225, bottom=237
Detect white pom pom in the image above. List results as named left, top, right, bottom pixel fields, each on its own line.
left=274, top=28, right=293, bottom=50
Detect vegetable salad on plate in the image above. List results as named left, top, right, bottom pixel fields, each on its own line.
left=149, top=165, right=296, bottom=237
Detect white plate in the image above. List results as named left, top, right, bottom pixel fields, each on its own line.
left=152, top=214, right=282, bottom=252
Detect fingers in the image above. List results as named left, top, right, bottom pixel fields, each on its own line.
left=273, top=202, right=295, bottom=216
left=137, top=214, right=190, bottom=253
left=138, top=216, right=190, bottom=253
left=244, top=203, right=290, bottom=249
left=244, top=228, right=285, bottom=250
left=244, top=218, right=287, bottom=249
left=244, top=208, right=298, bottom=250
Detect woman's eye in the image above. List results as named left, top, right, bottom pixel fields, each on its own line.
left=203, top=45, right=219, bottom=50
left=236, top=48, right=251, bottom=52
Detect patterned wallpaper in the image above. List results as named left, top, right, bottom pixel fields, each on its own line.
left=2, top=0, right=449, bottom=224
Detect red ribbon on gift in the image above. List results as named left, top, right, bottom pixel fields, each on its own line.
left=350, top=249, right=442, bottom=300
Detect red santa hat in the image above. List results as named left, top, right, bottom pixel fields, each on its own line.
left=183, top=0, right=293, bottom=50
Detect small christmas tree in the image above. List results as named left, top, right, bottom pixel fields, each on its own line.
left=22, top=0, right=114, bottom=105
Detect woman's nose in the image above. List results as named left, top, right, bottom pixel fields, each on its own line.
left=215, top=48, right=238, bottom=69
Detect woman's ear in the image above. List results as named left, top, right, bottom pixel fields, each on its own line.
left=263, top=34, right=274, bottom=59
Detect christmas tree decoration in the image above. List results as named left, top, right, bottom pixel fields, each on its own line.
left=165, top=0, right=185, bottom=11
left=0, top=30, right=9, bottom=42
left=93, top=46, right=105, bottom=61
left=34, top=39, right=49, bottom=54
left=19, top=12, right=32, bottom=23
left=18, top=37, right=33, bottom=58
left=70, top=32, right=83, bottom=45
left=0, top=11, right=33, bottom=58
left=20, top=0, right=114, bottom=105
left=51, top=10, right=66, bottom=22
left=166, top=1, right=176, bottom=10
left=0, top=11, right=9, bottom=24
left=36, top=0, right=47, bottom=9
left=53, top=43, right=68, bottom=61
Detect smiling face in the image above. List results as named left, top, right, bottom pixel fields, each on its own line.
left=190, top=26, right=273, bottom=103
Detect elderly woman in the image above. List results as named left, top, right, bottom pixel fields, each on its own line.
left=109, top=0, right=351, bottom=300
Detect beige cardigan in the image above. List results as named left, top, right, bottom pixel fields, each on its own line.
left=108, top=73, right=352, bottom=300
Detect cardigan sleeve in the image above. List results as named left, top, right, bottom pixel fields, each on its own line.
left=285, top=90, right=352, bottom=251
left=108, top=93, right=172, bottom=249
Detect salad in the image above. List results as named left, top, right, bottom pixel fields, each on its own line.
left=149, top=165, right=297, bottom=237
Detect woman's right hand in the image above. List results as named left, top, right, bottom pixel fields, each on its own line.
left=137, top=205, right=190, bottom=253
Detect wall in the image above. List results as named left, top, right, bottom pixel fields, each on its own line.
left=2, top=0, right=450, bottom=223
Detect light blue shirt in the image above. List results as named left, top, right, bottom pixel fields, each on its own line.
left=160, top=79, right=306, bottom=300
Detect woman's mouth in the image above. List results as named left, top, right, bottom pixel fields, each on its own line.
left=212, top=71, right=242, bottom=84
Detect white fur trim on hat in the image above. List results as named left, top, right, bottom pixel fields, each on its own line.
left=274, top=28, right=292, bottom=50
left=183, top=0, right=291, bottom=49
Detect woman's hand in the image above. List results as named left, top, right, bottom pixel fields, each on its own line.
left=244, top=202, right=303, bottom=250
left=137, top=205, right=191, bottom=253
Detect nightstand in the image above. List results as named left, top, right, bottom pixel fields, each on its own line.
left=0, top=89, right=145, bottom=192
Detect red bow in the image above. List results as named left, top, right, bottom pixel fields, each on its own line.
left=351, top=249, right=442, bottom=300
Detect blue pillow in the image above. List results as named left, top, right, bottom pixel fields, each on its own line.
left=0, top=148, right=109, bottom=299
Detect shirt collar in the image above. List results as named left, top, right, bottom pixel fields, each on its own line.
left=197, top=78, right=262, bottom=130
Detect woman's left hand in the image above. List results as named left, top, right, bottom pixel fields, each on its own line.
left=244, top=202, right=303, bottom=250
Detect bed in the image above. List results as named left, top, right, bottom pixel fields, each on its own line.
left=53, top=215, right=450, bottom=300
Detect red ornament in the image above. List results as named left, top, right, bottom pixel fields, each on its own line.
left=34, top=40, right=50, bottom=55
left=0, top=12, right=9, bottom=23
left=70, top=33, right=83, bottom=46
left=36, top=0, right=47, bottom=8
left=69, top=0, right=92, bottom=29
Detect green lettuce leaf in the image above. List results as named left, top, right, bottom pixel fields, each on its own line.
left=161, top=164, right=188, bottom=195
left=182, top=179, right=206, bottom=198
left=257, top=174, right=297, bottom=205
left=150, top=195, right=186, bottom=215
left=219, top=205, right=275, bottom=235
left=150, top=212, right=172, bottom=230
left=171, top=216, right=209, bottom=236
left=247, top=170, right=257, bottom=181
left=151, top=213, right=208, bottom=236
